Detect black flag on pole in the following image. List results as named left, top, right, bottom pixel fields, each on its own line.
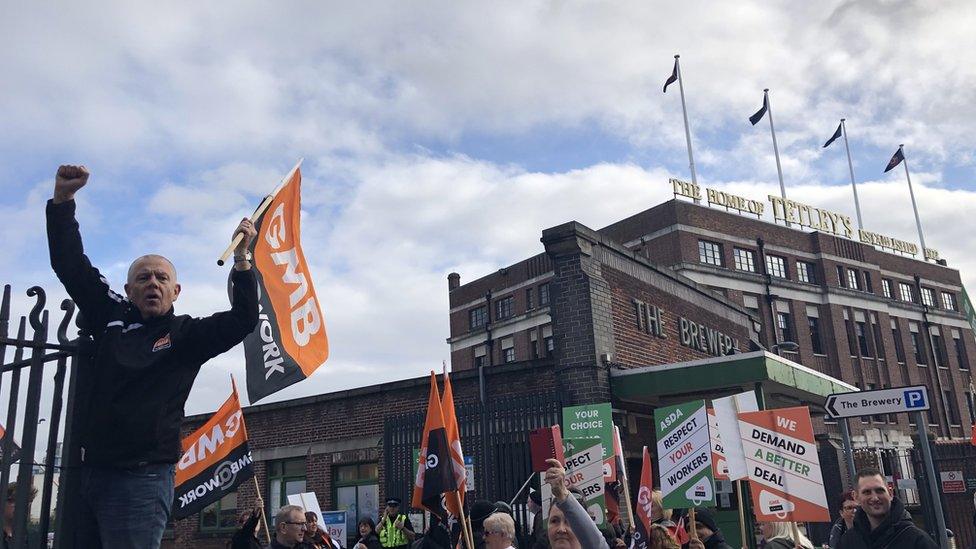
left=749, top=94, right=768, bottom=125
left=663, top=59, right=678, bottom=93
left=823, top=123, right=843, bottom=148
left=884, top=147, right=905, bottom=173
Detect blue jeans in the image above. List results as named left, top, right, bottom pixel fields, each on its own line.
left=77, top=463, right=175, bottom=549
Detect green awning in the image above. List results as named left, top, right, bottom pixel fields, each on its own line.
left=611, top=350, right=856, bottom=412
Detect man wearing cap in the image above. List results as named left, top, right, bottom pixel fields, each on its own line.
left=685, top=508, right=732, bottom=549
left=378, top=497, right=415, bottom=549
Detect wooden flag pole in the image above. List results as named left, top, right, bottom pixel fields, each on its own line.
left=253, top=475, right=271, bottom=545
left=735, top=480, right=748, bottom=549
left=217, top=158, right=304, bottom=265
left=450, top=490, right=474, bottom=549
left=688, top=507, right=698, bottom=540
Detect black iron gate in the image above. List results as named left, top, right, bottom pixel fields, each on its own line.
left=384, top=392, right=562, bottom=533
left=0, top=284, right=87, bottom=548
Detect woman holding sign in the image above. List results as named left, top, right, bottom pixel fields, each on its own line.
left=544, top=459, right=609, bottom=549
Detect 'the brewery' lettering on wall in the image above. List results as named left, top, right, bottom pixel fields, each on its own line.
left=633, top=298, right=738, bottom=357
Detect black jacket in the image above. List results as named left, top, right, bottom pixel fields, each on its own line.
left=682, top=531, right=732, bottom=549
left=836, top=498, right=938, bottom=549
left=232, top=514, right=265, bottom=549
left=354, top=533, right=382, bottom=549
left=47, top=199, right=258, bottom=467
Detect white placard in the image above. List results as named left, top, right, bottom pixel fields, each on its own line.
left=711, top=391, right=758, bottom=480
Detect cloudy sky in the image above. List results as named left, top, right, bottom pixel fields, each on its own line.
left=2, top=1, right=975, bottom=416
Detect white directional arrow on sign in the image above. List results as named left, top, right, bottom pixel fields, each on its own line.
left=825, top=385, right=930, bottom=419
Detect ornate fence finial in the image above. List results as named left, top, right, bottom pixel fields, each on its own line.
left=26, top=286, right=47, bottom=332
left=58, top=300, right=76, bottom=345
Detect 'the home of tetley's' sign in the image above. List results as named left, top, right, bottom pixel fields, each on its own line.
left=670, top=178, right=940, bottom=261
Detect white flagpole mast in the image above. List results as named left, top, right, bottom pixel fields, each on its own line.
left=900, top=144, right=927, bottom=254
left=675, top=55, right=698, bottom=186
left=764, top=89, right=787, bottom=200
left=840, top=119, right=864, bottom=230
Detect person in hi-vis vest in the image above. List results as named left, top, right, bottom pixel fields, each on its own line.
left=378, top=498, right=415, bottom=548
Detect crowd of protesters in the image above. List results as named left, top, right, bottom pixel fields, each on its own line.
left=225, top=463, right=946, bottom=549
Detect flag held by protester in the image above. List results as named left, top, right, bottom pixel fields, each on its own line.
left=884, top=147, right=905, bottom=173
left=172, top=381, right=254, bottom=520
left=412, top=372, right=459, bottom=518
left=749, top=93, right=769, bottom=125
left=823, top=122, right=843, bottom=148
left=632, top=446, right=653, bottom=549
left=243, top=162, right=329, bottom=403
left=663, top=58, right=678, bottom=93
left=441, top=367, right=467, bottom=517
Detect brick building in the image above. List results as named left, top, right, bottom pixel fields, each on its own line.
left=168, top=190, right=975, bottom=548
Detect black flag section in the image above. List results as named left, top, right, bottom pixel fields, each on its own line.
left=823, top=123, right=843, bottom=148
left=749, top=93, right=768, bottom=125
left=663, top=58, right=678, bottom=93
left=420, top=427, right=457, bottom=518
left=884, top=147, right=905, bottom=173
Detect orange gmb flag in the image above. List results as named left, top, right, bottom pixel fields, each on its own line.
left=172, top=381, right=253, bottom=520
left=412, top=372, right=458, bottom=518
left=244, top=162, right=329, bottom=403
left=441, top=367, right=466, bottom=517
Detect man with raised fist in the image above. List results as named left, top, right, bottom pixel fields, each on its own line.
left=47, top=164, right=259, bottom=549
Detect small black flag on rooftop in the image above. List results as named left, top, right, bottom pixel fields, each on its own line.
left=884, top=147, right=905, bottom=173
left=823, top=123, right=843, bottom=148
left=663, top=59, right=678, bottom=93
left=749, top=93, right=768, bottom=125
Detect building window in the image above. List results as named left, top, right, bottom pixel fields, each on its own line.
left=474, top=345, right=487, bottom=368
left=966, top=393, right=975, bottom=422
left=698, top=240, right=724, bottom=266
left=892, top=326, right=906, bottom=363
left=200, top=492, right=238, bottom=532
left=955, top=335, right=969, bottom=370
left=495, top=296, right=513, bottom=320
left=882, top=279, right=892, bottom=298
left=336, top=463, right=379, bottom=538
left=542, top=326, right=554, bottom=357
left=268, top=458, right=307, bottom=520
left=766, top=255, right=787, bottom=279
left=855, top=322, right=871, bottom=357
left=733, top=248, right=756, bottom=272
left=932, top=333, right=948, bottom=368
left=837, top=266, right=846, bottom=288
left=529, top=330, right=539, bottom=359
left=469, top=306, right=487, bottom=330
left=847, top=269, right=860, bottom=291
left=899, top=282, right=914, bottom=302
left=909, top=330, right=926, bottom=365
left=845, top=320, right=857, bottom=356
left=945, top=391, right=961, bottom=425
left=942, top=292, right=957, bottom=311
left=921, top=288, right=936, bottom=307
left=776, top=312, right=794, bottom=344
left=539, top=283, right=550, bottom=306
left=864, top=272, right=874, bottom=293
left=797, top=262, right=815, bottom=284
left=501, top=337, right=515, bottom=363
left=872, top=322, right=886, bottom=358
left=525, top=288, right=534, bottom=311
left=808, top=316, right=824, bottom=355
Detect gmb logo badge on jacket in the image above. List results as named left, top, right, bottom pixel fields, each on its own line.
left=152, top=334, right=172, bottom=353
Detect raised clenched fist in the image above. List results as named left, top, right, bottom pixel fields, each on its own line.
left=54, top=165, right=90, bottom=204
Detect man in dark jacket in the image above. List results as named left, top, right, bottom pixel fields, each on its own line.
left=684, top=507, right=732, bottom=549
left=47, top=165, right=259, bottom=549
left=837, top=468, right=937, bottom=549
